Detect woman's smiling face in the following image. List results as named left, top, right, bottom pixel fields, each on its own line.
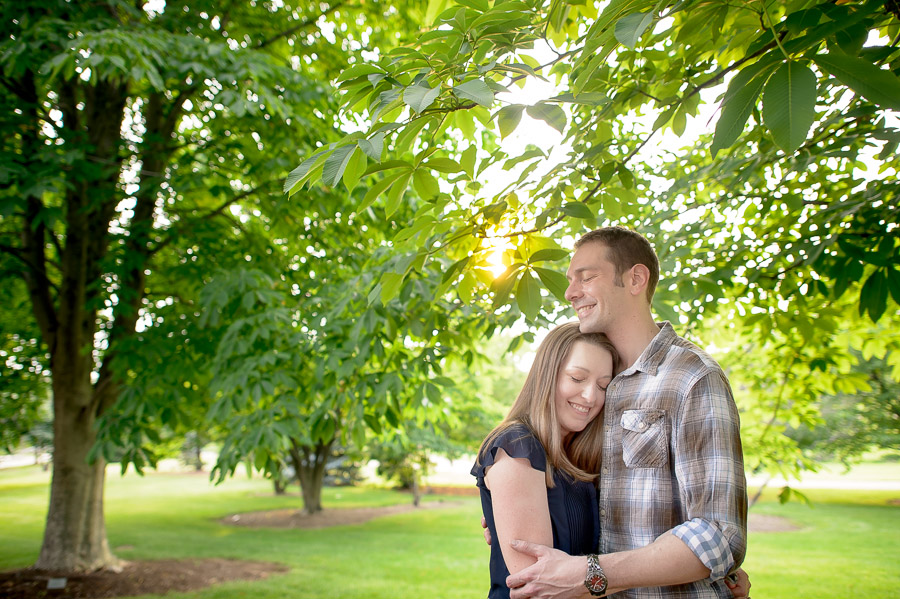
left=554, top=340, right=614, bottom=439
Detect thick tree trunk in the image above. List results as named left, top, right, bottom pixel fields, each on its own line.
left=35, top=382, right=117, bottom=571
left=289, top=439, right=334, bottom=514
left=23, top=73, right=130, bottom=573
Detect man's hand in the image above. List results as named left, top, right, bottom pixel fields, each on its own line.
left=505, top=540, right=587, bottom=599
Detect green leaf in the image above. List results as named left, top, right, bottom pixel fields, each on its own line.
left=335, top=64, right=384, bottom=83
left=425, top=0, right=450, bottom=25
left=384, top=170, right=413, bottom=218
left=762, top=61, right=818, bottom=153
left=561, top=202, right=595, bottom=219
left=614, top=11, right=654, bottom=50
left=533, top=266, right=569, bottom=302
left=516, top=271, right=541, bottom=320
left=491, top=263, right=525, bottom=307
left=460, top=145, right=477, bottom=178
left=422, top=157, right=463, bottom=173
left=412, top=168, right=441, bottom=198
left=403, top=83, right=441, bottom=113
left=452, top=79, right=494, bottom=107
left=529, top=248, right=569, bottom=263
left=710, top=69, right=770, bottom=156
left=813, top=53, right=900, bottom=110
left=394, top=116, right=432, bottom=155
left=341, top=147, right=367, bottom=191
left=358, top=132, right=385, bottom=161
left=322, top=144, right=357, bottom=187
left=359, top=169, right=410, bottom=212
left=283, top=150, right=328, bottom=194
left=379, top=272, right=406, bottom=305
left=526, top=103, right=567, bottom=133
left=859, top=269, right=888, bottom=322
left=363, top=413, right=382, bottom=434
left=497, top=104, right=525, bottom=139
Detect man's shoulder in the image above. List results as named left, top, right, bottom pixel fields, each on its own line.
left=660, top=332, right=725, bottom=379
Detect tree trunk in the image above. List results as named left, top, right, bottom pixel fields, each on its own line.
left=35, top=382, right=117, bottom=572
left=411, top=471, right=421, bottom=507
left=23, top=72, right=130, bottom=573
left=289, top=439, right=334, bottom=514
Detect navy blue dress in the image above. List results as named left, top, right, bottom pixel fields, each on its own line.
left=471, top=423, right=600, bottom=599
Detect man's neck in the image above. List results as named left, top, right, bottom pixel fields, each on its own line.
left=606, top=311, right=660, bottom=370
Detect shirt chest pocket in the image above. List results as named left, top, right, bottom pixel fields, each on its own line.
left=621, top=409, right=668, bottom=468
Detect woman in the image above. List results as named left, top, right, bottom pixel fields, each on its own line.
left=471, top=322, right=617, bottom=598
left=471, top=322, right=752, bottom=599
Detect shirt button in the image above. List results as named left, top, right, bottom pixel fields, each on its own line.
left=638, top=422, right=647, bottom=430
left=600, top=509, right=606, bottom=517
left=602, top=467, right=609, bottom=474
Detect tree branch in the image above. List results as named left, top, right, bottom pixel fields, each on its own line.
left=256, top=1, right=347, bottom=50
left=148, top=180, right=279, bottom=258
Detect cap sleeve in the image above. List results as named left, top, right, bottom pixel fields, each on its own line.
left=471, top=423, right=547, bottom=479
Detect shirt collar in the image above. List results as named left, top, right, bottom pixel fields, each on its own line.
left=622, top=321, right=676, bottom=377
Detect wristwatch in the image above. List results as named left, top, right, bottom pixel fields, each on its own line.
left=584, top=554, right=608, bottom=597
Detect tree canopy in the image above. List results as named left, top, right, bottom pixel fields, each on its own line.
left=0, top=0, right=470, bottom=571
left=290, top=0, right=900, bottom=476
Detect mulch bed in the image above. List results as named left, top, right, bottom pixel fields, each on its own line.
left=222, top=498, right=465, bottom=529
left=0, top=558, right=288, bottom=599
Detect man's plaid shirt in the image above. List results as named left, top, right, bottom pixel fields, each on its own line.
left=598, top=322, right=748, bottom=598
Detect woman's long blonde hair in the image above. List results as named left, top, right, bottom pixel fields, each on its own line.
left=476, top=322, right=620, bottom=487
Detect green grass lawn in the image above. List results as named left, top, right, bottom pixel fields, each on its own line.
left=2, top=465, right=899, bottom=599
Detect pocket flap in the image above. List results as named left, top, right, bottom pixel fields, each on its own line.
left=621, top=409, right=665, bottom=433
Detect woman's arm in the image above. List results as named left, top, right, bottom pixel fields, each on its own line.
left=484, top=447, right=554, bottom=574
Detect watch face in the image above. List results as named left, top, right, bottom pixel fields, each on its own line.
left=589, top=575, right=606, bottom=591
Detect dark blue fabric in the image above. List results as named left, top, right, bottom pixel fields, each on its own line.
left=471, top=423, right=600, bottom=599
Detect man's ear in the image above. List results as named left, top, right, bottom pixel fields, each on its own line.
left=628, top=264, right=651, bottom=297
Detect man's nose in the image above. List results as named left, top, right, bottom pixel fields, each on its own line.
left=564, top=280, right=580, bottom=302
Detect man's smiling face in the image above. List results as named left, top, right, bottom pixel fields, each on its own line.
left=564, top=242, right=627, bottom=334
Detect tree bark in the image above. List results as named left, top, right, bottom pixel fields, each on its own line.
left=36, top=383, right=116, bottom=571
left=289, top=439, right=334, bottom=514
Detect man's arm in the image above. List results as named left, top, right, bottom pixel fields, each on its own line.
left=670, top=370, right=747, bottom=579
left=506, top=533, right=709, bottom=599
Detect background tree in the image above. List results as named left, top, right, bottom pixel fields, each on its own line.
left=291, top=0, right=900, bottom=482
left=786, top=351, right=900, bottom=465
left=0, top=0, right=431, bottom=572
left=198, top=219, right=513, bottom=512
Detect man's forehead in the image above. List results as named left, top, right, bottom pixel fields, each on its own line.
left=567, top=243, right=609, bottom=273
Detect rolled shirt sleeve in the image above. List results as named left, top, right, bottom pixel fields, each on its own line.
left=672, top=518, right=734, bottom=580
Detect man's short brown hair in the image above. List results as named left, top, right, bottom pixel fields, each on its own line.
left=575, top=226, right=660, bottom=302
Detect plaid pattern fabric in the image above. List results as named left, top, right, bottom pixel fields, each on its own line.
left=598, top=323, right=748, bottom=599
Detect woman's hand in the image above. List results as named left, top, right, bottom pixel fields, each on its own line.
left=725, top=568, right=751, bottom=599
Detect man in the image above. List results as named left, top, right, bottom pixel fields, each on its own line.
left=505, top=226, right=748, bottom=599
